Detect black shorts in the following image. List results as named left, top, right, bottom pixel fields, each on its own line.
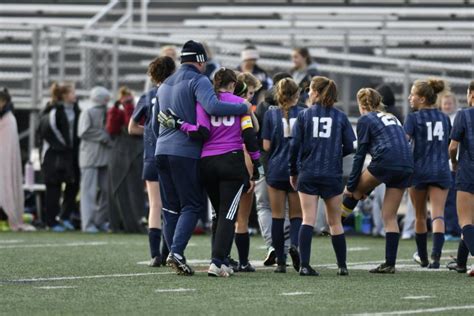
left=297, top=177, right=343, bottom=199
left=267, top=180, right=295, bottom=193
left=456, top=182, right=474, bottom=194
left=413, top=181, right=450, bottom=191
left=143, top=161, right=159, bottom=182
left=368, top=164, right=412, bottom=189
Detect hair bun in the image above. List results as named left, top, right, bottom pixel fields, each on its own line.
left=427, top=79, right=445, bottom=94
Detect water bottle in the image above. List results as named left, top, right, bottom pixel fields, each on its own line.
left=354, top=210, right=362, bottom=233
left=24, top=161, right=34, bottom=187
left=362, top=214, right=372, bottom=235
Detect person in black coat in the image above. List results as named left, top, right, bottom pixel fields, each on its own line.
left=38, top=82, right=80, bottom=231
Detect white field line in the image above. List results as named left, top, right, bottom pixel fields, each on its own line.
left=280, top=292, right=312, bottom=296
left=35, top=286, right=78, bottom=289
left=0, top=241, right=109, bottom=249
left=348, top=247, right=371, bottom=251
left=155, top=288, right=195, bottom=293
left=349, top=305, right=474, bottom=315
left=0, top=239, right=23, bottom=244
left=403, top=296, right=434, bottom=300
left=5, top=272, right=174, bottom=283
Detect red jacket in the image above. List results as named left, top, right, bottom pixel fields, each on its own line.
left=106, top=96, right=135, bottom=135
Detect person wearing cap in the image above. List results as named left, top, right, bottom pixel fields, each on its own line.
left=78, top=86, right=112, bottom=233
left=237, top=45, right=272, bottom=105
left=155, top=40, right=251, bottom=276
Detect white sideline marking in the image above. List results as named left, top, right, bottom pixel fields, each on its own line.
left=348, top=247, right=370, bottom=252
left=7, top=272, right=173, bottom=283
left=35, top=286, right=77, bottom=290
left=0, top=239, right=23, bottom=244
left=155, top=288, right=195, bottom=293
left=403, top=295, right=434, bottom=300
left=349, top=305, right=474, bottom=315
left=0, top=241, right=108, bottom=249
left=280, top=292, right=312, bottom=296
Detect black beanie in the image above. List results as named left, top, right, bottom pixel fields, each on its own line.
left=180, top=40, right=208, bottom=64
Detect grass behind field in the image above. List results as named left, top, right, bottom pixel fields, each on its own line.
left=0, top=232, right=472, bottom=315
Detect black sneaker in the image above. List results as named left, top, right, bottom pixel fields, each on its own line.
left=166, top=253, right=194, bottom=276
left=289, top=245, right=301, bottom=272
left=227, top=257, right=239, bottom=271
left=447, top=258, right=467, bottom=273
left=428, top=254, right=440, bottom=269
left=337, top=267, right=349, bottom=276
left=149, top=256, right=161, bottom=267
left=299, top=265, right=319, bottom=276
left=274, top=264, right=287, bottom=273
left=263, top=247, right=276, bottom=266
left=238, top=262, right=256, bottom=272
left=413, top=252, right=429, bottom=268
left=369, top=263, right=395, bottom=274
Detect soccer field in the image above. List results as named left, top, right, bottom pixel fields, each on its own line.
left=1, top=232, right=472, bottom=315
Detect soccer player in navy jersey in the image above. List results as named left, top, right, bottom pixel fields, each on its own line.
left=405, top=79, right=451, bottom=269
left=343, top=88, right=414, bottom=273
left=449, top=80, right=474, bottom=276
left=128, top=56, right=176, bottom=267
left=289, top=76, right=355, bottom=276
left=262, top=78, right=305, bottom=273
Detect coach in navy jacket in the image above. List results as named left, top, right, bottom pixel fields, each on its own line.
left=155, top=40, right=251, bottom=274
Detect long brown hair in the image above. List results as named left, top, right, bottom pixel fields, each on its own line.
left=275, top=78, right=300, bottom=135
left=293, top=47, right=312, bottom=66
left=357, top=88, right=385, bottom=112
left=412, top=78, right=446, bottom=106
left=310, top=76, right=337, bottom=107
left=50, top=82, right=73, bottom=104
left=213, top=68, right=238, bottom=93
left=148, top=56, right=176, bottom=84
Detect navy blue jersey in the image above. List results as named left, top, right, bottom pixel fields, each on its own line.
left=451, top=107, right=474, bottom=185
left=404, top=108, right=451, bottom=185
left=132, top=87, right=158, bottom=162
left=262, top=105, right=306, bottom=183
left=289, top=104, right=356, bottom=181
left=357, top=111, right=413, bottom=170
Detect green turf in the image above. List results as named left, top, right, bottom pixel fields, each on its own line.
left=0, top=232, right=472, bottom=315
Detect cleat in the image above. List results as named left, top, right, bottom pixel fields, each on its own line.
left=447, top=258, right=467, bottom=273
left=50, top=224, right=66, bottom=233
left=299, top=265, right=319, bottom=276
left=428, top=254, right=441, bottom=269
left=238, top=263, right=256, bottom=272
left=61, top=220, right=75, bottom=231
left=166, top=253, right=194, bottom=276
left=337, top=267, right=349, bottom=276
left=208, top=263, right=229, bottom=277
left=148, top=256, right=162, bottom=267
left=467, top=269, right=474, bottom=277
left=289, top=245, right=301, bottom=272
left=221, top=264, right=234, bottom=276
left=227, top=257, right=239, bottom=271
left=274, top=264, right=287, bottom=273
left=413, top=252, right=429, bottom=268
left=369, top=263, right=395, bottom=274
left=263, top=247, right=276, bottom=266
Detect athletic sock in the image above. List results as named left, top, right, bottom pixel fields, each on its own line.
left=235, top=232, right=250, bottom=266
left=415, top=233, right=428, bottom=262
left=161, top=237, right=169, bottom=261
left=431, top=232, right=445, bottom=260
left=290, top=217, right=302, bottom=247
left=211, top=258, right=222, bottom=268
left=385, top=232, right=400, bottom=266
left=272, top=218, right=286, bottom=264
left=462, top=225, right=474, bottom=256
left=148, top=228, right=162, bottom=259
left=457, top=239, right=469, bottom=267
left=299, top=224, right=313, bottom=267
left=331, top=234, right=347, bottom=268
left=342, top=196, right=359, bottom=215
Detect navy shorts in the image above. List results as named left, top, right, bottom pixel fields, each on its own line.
left=413, top=181, right=451, bottom=191
left=297, top=177, right=343, bottom=199
left=456, top=182, right=474, bottom=194
left=267, top=180, right=295, bottom=193
left=368, top=164, right=412, bottom=189
left=143, top=160, right=159, bottom=182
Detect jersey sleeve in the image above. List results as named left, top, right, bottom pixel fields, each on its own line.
left=180, top=102, right=211, bottom=136
left=261, top=110, right=272, bottom=141
left=241, top=114, right=254, bottom=131
left=450, top=110, right=465, bottom=141
left=356, top=116, right=370, bottom=146
left=342, top=115, right=356, bottom=156
left=404, top=113, right=415, bottom=138
left=132, top=94, right=148, bottom=123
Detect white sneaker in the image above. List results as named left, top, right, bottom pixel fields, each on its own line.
left=208, top=263, right=229, bottom=277
left=401, top=232, right=413, bottom=240
left=221, top=264, right=234, bottom=276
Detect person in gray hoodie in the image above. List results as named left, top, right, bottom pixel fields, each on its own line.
left=78, top=86, right=112, bottom=233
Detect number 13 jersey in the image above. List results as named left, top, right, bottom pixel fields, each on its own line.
left=357, top=111, right=414, bottom=171
left=404, top=108, right=451, bottom=186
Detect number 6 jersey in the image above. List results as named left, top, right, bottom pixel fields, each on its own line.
left=404, top=108, right=451, bottom=186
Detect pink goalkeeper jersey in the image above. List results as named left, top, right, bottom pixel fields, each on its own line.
left=195, top=92, right=259, bottom=159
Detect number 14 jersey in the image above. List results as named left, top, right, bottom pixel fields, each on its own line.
left=404, top=108, right=451, bottom=186
left=357, top=111, right=413, bottom=171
